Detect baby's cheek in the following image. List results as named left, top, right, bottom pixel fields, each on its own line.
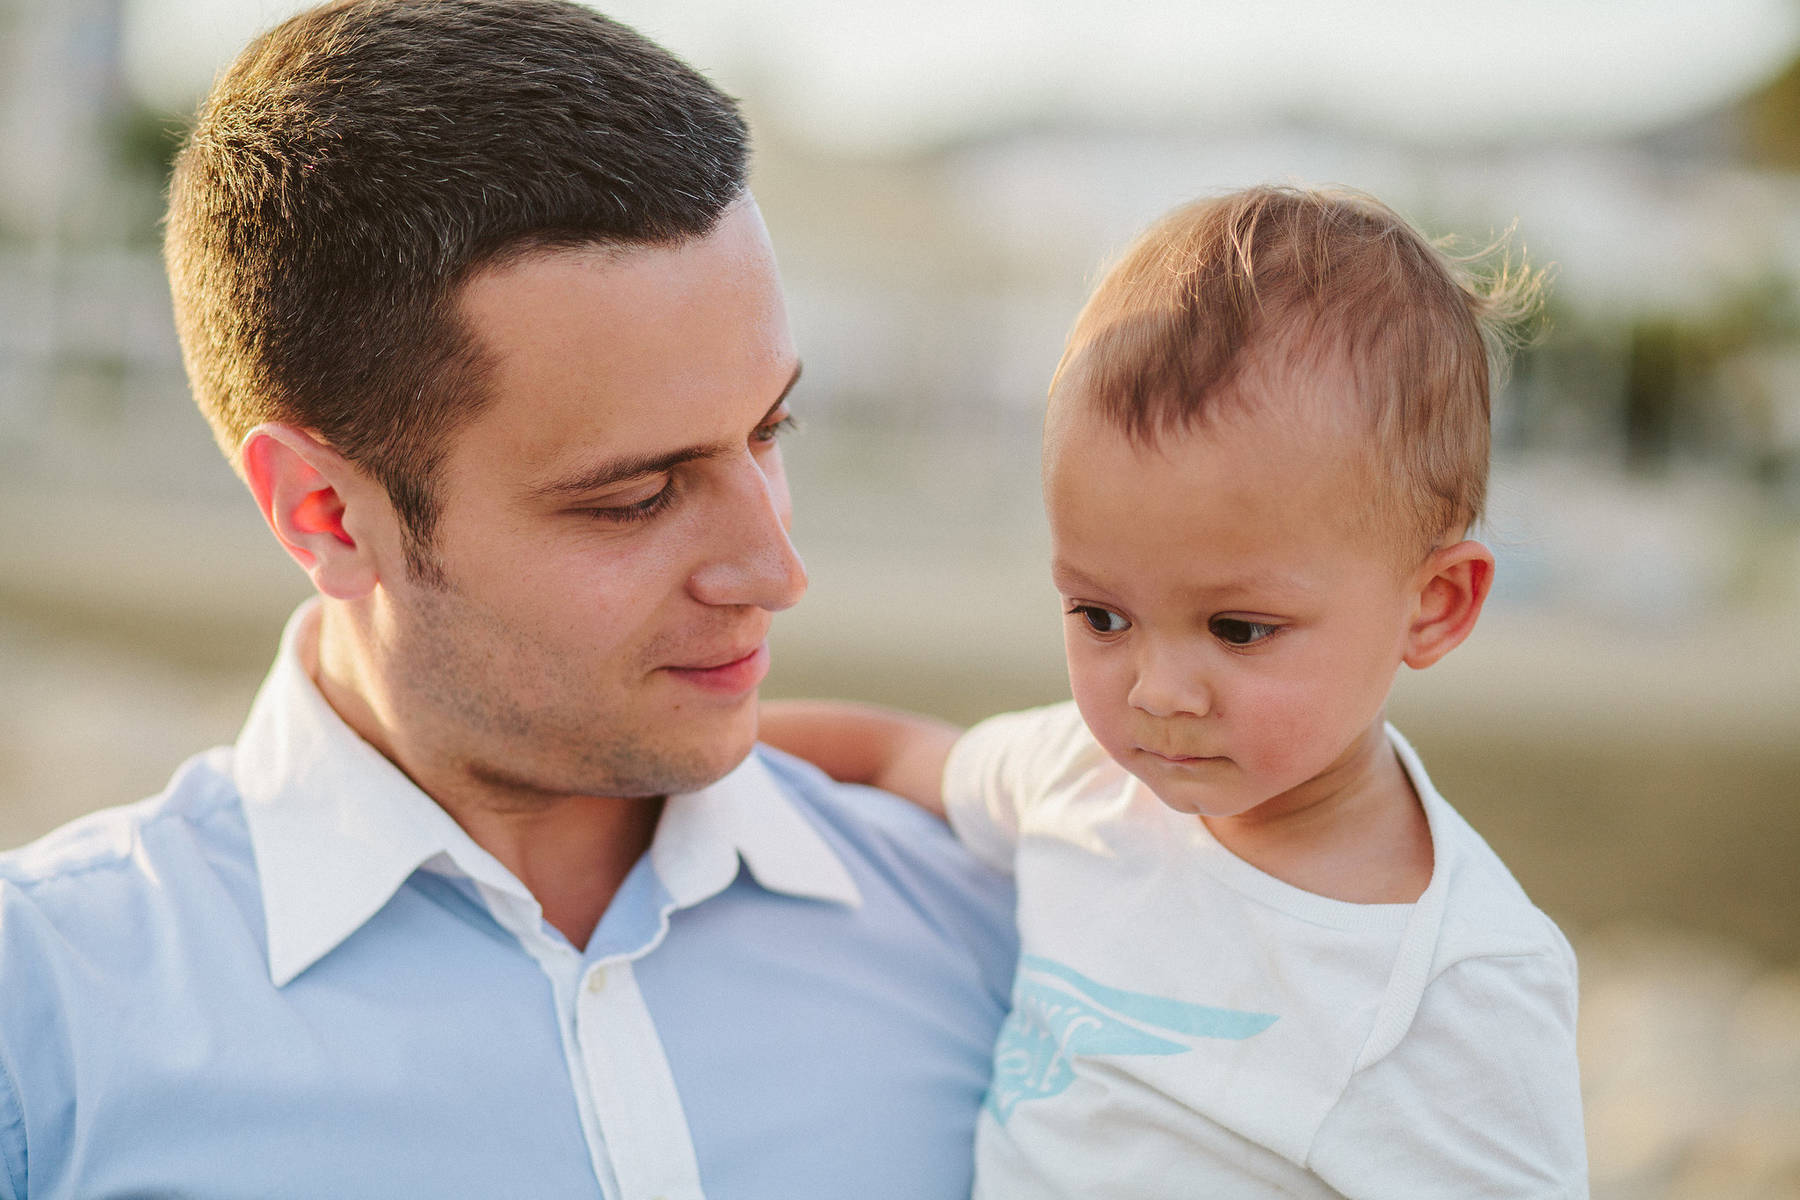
left=1235, top=684, right=1329, bottom=777
left=1067, top=661, right=1128, bottom=739
left=1076, top=701, right=1135, bottom=769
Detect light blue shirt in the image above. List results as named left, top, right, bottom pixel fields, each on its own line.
left=0, top=604, right=1016, bottom=1199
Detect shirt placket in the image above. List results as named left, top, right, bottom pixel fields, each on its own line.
left=477, top=881, right=704, bottom=1200
left=576, top=957, right=705, bottom=1200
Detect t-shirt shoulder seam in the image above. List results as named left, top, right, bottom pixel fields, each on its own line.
left=1307, top=941, right=1571, bottom=1165
left=1430, top=926, right=1576, bottom=972
left=1416, top=946, right=1579, bottom=1008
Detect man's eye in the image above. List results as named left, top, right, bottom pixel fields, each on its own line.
left=584, top=480, right=676, bottom=523
left=1211, top=617, right=1279, bottom=646
left=752, top=413, right=798, bottom=445
left=1069, top=604, right=1130, bottom=634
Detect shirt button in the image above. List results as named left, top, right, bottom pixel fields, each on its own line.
left=585, top=969, right=607, bottom=994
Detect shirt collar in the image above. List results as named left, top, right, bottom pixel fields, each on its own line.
left=652, top=752, right=862, bottom=913
left=235, top=600, right=859, bottom=988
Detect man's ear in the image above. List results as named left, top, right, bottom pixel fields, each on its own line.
left=1402, top=539, right=1495, bottom=670
left=240, top=424, right=387, bottom=601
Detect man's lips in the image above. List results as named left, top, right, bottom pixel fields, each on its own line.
left=664, top=643, right=771, bottom=695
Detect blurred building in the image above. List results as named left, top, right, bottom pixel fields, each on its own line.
left=4, top=0, right=1799, bottom=488
left=3, top=2, right=1799, bottom=640
left=0, top=0, right=130, bottom=240
left=0, top=0, right=192, bottom=483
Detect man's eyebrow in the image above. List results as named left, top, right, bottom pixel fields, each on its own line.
left=527, top=362, right=803, bottom=501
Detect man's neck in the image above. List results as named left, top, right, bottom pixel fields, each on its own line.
left=308, top=602, right=659, bottom=949
left=425, top=790, right=663, bottom=950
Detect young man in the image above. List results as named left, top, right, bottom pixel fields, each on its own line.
left=0, top=3, right=1014, bottom=1197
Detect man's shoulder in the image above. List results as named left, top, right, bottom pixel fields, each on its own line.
left=759, top=742, right=946, bottom=835
left=1, top=747, right=248, bottom=908
left=0, top=748, right=260, bottom=1121
left=758, top=743, right=1009, bottom=887
left=754, top=744, right=1018, bottom=971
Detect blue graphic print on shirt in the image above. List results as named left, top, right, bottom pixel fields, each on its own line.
left=986, top=955, right=1279, bottom=1124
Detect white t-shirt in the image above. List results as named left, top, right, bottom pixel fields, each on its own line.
left=943, top=702, right=1588, bottom=1199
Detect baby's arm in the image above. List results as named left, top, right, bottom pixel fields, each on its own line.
left=757, top=700, right=961, bottom=819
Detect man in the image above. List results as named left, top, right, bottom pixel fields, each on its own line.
left=0, top=2, right=1015, bottom=1197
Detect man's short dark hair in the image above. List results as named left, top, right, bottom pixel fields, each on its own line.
left=165, top=0, right=750, bottom=578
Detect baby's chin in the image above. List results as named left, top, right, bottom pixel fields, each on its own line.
left=1118, top=758, right=1260, bottom=821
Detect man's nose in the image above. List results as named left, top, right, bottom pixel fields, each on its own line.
left=1127, top=647, right=1212, bottom=719
left=686, top=452, right=808, bottom=612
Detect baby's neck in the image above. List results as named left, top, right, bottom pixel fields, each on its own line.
left=1200, top=727, right=1433, bottom=904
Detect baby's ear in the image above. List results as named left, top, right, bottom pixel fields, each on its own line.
left=1401, top=540, right=1495, bottom=670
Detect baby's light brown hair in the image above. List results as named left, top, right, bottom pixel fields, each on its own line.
left=1049, top=185, right=1546, bottom=559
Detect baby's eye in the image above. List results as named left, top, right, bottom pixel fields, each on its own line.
left=1210, top=617, right=1279, bottom=646
left=1069, top=605, right=1130, bottom=635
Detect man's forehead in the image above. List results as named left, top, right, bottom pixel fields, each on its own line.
left=456, top=201, right=777, bottom=370
left=455, top=244, right=656, bottom=375
left=438, top=201, right=796, bottom=488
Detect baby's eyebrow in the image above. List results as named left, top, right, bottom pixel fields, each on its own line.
left=1052, top=558, right=1319, bottom=602
left=1049, top=560, right=1104, bottom=592
left=1205, top=567, right=1317, bottom=597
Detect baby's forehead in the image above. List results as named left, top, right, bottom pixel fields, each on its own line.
left=1049, top=350, right=1369, bottom=456
left=1060, top=318, right=1367, bottom=420
left=1045, top=385, right=1419, bottom=566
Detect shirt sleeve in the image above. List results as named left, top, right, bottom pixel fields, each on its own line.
left=1306, top=948, right=1589, bottom=1199
left=940, top=702, right=1087, bottom=876
left=0, top=882, right=27, bottom=1200
left=0, top=1023, right=23, bottom=1200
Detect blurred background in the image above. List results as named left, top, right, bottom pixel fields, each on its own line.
left=2, top=0, right=1798, bottom=1193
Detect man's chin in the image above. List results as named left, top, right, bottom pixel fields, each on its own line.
left=573, top=716, right=759, bottom=801
left=627, top=744, right=755, bottom=800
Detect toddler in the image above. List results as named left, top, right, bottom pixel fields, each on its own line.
left=763, top=185, right=1586, bottom=1197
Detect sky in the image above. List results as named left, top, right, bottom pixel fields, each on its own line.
left=123, top=0, right=1800, bottom=152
